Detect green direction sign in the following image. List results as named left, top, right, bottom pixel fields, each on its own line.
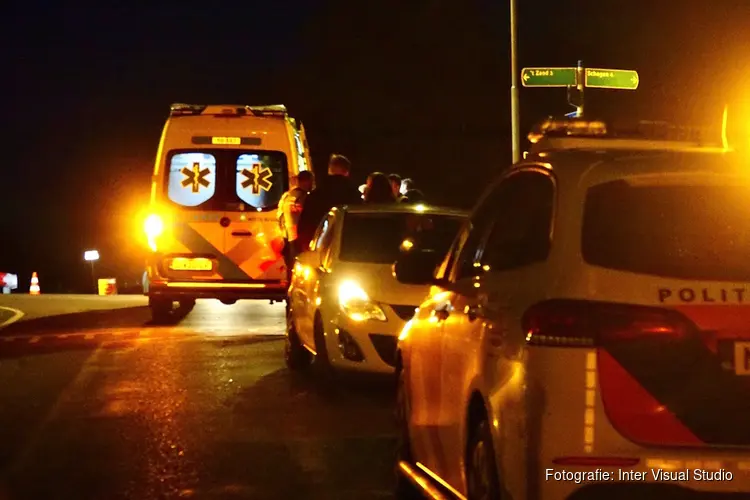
left=521, top=67, right=576, bottom=87
left=584, top=68, right=639, bottom=90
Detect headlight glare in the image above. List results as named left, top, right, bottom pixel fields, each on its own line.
left=338, top=280, right=386, bottom=322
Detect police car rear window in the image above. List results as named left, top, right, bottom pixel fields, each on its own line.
left=582, top=180, right=750, bottom=281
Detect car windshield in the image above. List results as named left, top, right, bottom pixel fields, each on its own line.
left=582, top=179, right=750, bottom=281
left=165, top=149, right=288, bottom=211
left=338, top=212, right=464, bottom=264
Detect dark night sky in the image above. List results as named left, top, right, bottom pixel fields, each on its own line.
left=4, top=0, right=750, bottom=292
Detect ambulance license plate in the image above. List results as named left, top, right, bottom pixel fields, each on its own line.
left=169, top=257, right=212, bottom=271
left=735, top=342, right=750, bottom=375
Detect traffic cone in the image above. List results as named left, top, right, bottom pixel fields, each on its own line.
left=29, top=272, right=40, bottom=295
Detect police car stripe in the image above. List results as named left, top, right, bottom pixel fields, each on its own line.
left=173, top=222, right=250, bottom=281
left=602, top=333, right=750, bottom=445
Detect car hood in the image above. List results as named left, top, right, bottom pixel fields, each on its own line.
left=332, top=261, right=431, bottom=306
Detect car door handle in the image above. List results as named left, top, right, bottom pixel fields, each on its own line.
left=231, top=230, right=253, bottom=237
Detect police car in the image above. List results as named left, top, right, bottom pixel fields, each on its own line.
left=393, top=118, right=750, bottom=499
left=142, top=103, right=312, bottom=321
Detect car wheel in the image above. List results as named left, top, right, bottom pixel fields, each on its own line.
left=395, top=362, right=421, bottom=500
left=149, top=297, right=172, bottom=323
left=312, top=313, right=333, bottom=377
left=285, top=309, right=311, bottom=371
left=466, top=418, right=501, bottom=500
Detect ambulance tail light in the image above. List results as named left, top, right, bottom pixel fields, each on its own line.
left=144, top=214, right=165, bottom=251
left=522, top=300, right=689, bottom=347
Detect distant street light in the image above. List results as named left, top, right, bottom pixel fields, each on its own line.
left=84, top=250, right=100, bottom=262
left=84, top=250, right=100, bottom=294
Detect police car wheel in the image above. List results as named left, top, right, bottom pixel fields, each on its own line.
left=466, top=419, right=501, bottom=500
left=285, top=310, right=311, bottom=371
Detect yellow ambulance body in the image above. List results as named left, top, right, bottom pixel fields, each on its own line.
left=142, top=103, right=311, bottom=320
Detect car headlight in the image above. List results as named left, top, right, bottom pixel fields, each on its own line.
left=338, top=280, right=386, bottom=322
left=144, top=214, right=164, bottom=251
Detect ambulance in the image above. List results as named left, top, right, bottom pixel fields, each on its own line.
left=142, top=103, right=312, bottom=321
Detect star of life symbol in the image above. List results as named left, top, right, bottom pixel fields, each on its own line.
left=241, top=163, right=273, bottom=194
left=181, top=162, right=211, bottom=193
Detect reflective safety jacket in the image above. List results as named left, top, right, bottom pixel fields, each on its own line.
left=277, top=187, right=308, bottom=241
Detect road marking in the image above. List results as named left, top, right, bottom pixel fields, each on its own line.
left=0, top=331, right=285, bottom=345
left=4, top=344, right=105, bottom=476
left=0, top=306, right=25, bottom=329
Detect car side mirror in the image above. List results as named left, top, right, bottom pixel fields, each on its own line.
left=392, top=250, right=442, bottom=285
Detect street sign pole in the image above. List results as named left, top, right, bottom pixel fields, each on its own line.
left=575, top=60, right=584, bottom=117
left=509, top=0, right=520, bottom=163
left=567, top=60, right=584, bottom=118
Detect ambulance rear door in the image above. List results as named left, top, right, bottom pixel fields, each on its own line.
left=223, top=150, right=288, bottom=282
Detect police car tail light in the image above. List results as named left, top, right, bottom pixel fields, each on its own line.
left=522, top=300, right=688, bottom=347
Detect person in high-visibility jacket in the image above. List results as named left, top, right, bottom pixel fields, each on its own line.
left=278, top=170, right=314, bottom=277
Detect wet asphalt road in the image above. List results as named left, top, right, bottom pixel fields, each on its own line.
left=0, top=299, right=398, bottom=500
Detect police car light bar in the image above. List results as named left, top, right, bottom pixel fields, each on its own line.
left=527, top=117, right=726, bottom=154
left=528, top=117, right=607, bottom=144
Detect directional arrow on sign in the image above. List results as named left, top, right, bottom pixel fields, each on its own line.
left=584, top=68, right=639, bottom=90
left=241, top=164, right=274, bottom=194
left=521, top=67, right=577, bottom=87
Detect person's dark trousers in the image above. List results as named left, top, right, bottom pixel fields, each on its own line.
left=289, top=239, right=302, bottom=263
left=283, top=238, right=293, bottom=282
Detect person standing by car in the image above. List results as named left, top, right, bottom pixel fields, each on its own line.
left=364, top=172, right=396, bottom=203
left=297, top=154, right=361, bottom=251
left=401, top=178, right=415, bottom=193
left=388, top=173, right=404, bottom=200
left=278, top=170, right=314, bottom=277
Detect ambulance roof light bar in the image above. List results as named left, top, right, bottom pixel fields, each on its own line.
left=247, top=104, right=288, bottom=117
left=170, top=103, right=207, bottom=116
left=169, top=103, right=289, bottom=118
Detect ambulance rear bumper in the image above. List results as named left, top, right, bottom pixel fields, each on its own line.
left=147, top=281, right=288, bottom=301
left=144, top=266, right=288, bottom=301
